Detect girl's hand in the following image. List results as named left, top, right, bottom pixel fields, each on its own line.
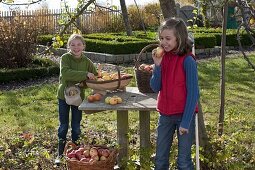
left=152, top=48, right=163, bottom=66
left=179, top=127, right=189, bottom=135
left=87, top=72, right=96, bottom=80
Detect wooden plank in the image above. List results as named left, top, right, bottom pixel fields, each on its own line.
left=79, top=87, right=158, bottom=111
left=139, top=110, right=151, bottom=169
left=117, top=110, right=128, bottom=169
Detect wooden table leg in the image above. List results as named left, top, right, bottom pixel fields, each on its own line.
left=139, top=110, right=151, bottom=169
left=117, top=110, right=128, bottom=169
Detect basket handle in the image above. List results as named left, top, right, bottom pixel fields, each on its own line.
left=135, top=44, right=159, bottom=69
left=63, top=141, right=77, bottom=156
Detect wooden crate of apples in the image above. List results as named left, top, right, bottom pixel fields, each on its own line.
left=65, top=142, right=118, bottom=170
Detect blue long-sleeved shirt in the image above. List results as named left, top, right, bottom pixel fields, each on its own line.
left=150, top=56, right=199, bottom=129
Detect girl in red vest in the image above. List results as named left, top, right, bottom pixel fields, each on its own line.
left=150, top=18, right=199, bottom=170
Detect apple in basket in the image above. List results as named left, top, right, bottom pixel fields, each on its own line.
left=75, top=150, right=84, bottom=160
left=83, top=149, right=90, bottom=158
left=100, top=155, right=107, bottom=161
left=101, top=149, right=110, bottom=157
left=90, top=147, right=98, bottom=157
left=144, top=65, right=153, bottom=72
left=91, top=155, right=100, bottom=161
left=80, top=157, right=90, bottom=162
left=67, top=150, right=76, bottom=159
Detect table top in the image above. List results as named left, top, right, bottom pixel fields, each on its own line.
left=79, top=87, right=158, bottom=111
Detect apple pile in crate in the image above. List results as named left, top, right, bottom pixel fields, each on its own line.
left=66, top=145, right=111, bottom=163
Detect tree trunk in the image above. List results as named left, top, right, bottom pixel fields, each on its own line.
left=120, top=0, right=133, bottom=36
left=159, top=0, right=176, bottom=20
left=197, top=100, right=210, bottom=148
left=218, top=0, right=228, bottom=136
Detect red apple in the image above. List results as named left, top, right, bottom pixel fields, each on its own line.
left=67, top=150, right=76, bottom=159
left=101, top=149, right=110, bottom=158
left=78, top=147, right=85, bottom=153
left=144, top=65, right=151, bottom=72
left=80, top=157, right=90, bottom=162
left=97, top=148, right=104, bottom=157
left=75, top=150, right=83, bottom=160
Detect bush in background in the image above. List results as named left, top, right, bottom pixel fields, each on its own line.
left=0, top=14, right=41, bottom=69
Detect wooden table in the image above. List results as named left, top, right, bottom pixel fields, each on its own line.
left=79, top=87, right=158, bottom=169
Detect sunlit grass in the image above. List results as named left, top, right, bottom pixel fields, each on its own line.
left=0, top=54, right=254, bottom=168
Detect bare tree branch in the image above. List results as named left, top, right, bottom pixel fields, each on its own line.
left=1, top=0, right=44, bottom=5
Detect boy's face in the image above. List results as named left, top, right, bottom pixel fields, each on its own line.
left=69, top=38, right=85, bottom=58
left=159, top=29, right=177, bottom=52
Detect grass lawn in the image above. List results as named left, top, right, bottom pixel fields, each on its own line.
left=0, top=54, right=254, bottom=169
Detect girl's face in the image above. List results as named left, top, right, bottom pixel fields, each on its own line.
left=69, top=38, right=85, bottom=58
left=159, top=29, right=178, bottom=52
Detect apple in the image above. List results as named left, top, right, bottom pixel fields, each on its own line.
left=100, top=155, right=107, bottom=161
left=97, top=148, right=104, bottom=157
left=84, top=145, right=91, bottom=150
left=91, top=155, right=100, bottom=161
left=109, top=97, right=118, bottom=105
left=156, top=47, right=164, bottom=58
left=93, top=93, right=102, bottom=101
left=89, top=147, right=98, bottom=157
left=67, top=150, right=76, bottom=159
left=78, top=147, right=85, bottom=153
left=105, top=97, right=111, bottom=104
left=139, top=64, right=147, bottom=70
left=116, top=97, right=122, bottom=104
left=101, top=149, right=110, bottom=157
left=83, top=149, right=90, bottom=158
left=87, top=95, right=95, bottom=103
left=75, top=150, right=83, bottom=160
left=144, top=65, right=152, bottom=72
left=80, top=157, right=90, bottom=162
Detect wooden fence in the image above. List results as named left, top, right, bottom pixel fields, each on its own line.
left=0, top=7, right=123, bottom=34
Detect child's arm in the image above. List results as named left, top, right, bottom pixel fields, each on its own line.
left=150, top=65, right=162, bottom=92
left=180, top=56, right=200, bottom=131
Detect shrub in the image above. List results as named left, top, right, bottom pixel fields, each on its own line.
left=0, top=57, right=59, bottom=83
left=0, top=14, right=41, bottom=69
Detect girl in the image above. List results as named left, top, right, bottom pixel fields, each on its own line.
left=150, top=18, right=199, bottom=170
left=55, top=34, right=97, bottom=164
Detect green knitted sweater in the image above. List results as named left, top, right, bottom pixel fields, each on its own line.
left=57, top=52, right=98, bottom=100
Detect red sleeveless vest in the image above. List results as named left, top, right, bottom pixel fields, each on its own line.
left=157, top=52, right=199, bottom=115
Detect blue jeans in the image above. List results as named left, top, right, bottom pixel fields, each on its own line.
left=154, top=114, right=195, bottom=170
left=57, top=99, right=82, bottom=142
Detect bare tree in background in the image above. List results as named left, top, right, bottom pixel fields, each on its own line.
left=120, top=0, right=133, bottom=36
left=158, top=0, right=176, bottom=19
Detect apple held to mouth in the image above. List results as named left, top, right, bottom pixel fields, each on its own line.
left=156, top=47, right=164, bottom=58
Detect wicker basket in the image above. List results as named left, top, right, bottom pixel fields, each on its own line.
left=64, top=141, right=118, bottom=170
left=134, top=44, right=159, bottom=93
left=85, top=63, right=133, bottom=92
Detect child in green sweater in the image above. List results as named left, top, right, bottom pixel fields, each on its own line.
left=55, top=34, right=97, bottom=164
